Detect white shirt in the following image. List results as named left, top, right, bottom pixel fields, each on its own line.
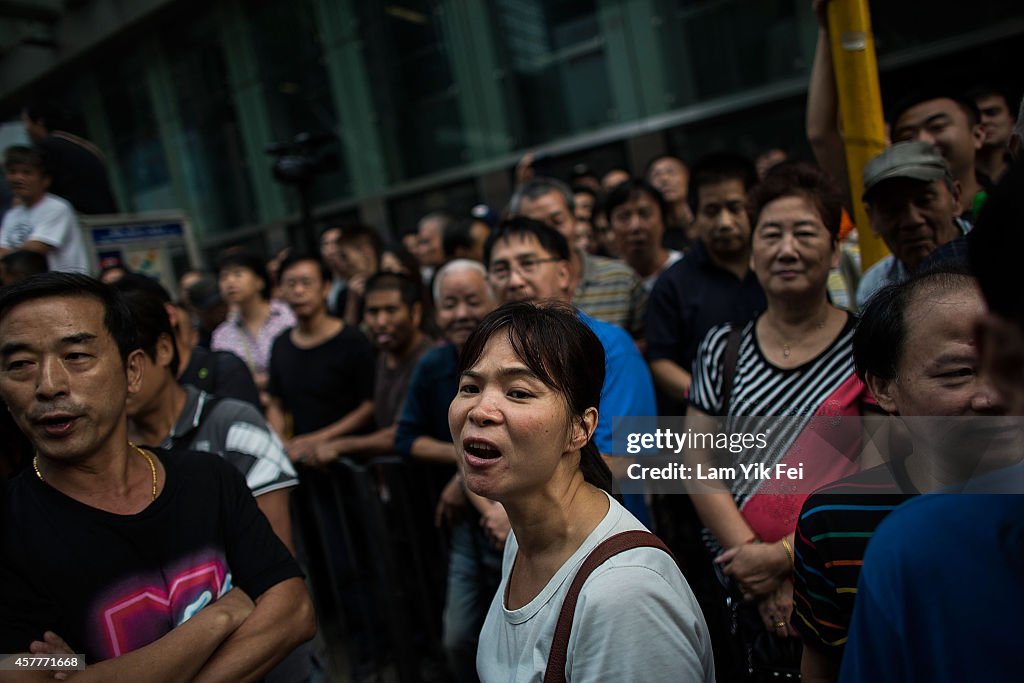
left=0, top=194, right=89, bottom=274
left=477, top=492, right=715, bottom=683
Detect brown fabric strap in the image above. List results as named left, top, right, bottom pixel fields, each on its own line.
left=543, top=530, right=675, bottom=683
left=719, top=326, right=743, bottom=417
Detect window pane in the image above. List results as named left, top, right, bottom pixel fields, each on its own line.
left=95, top=59, right=173, bottom=211
left=246, top=0, right=350, bottom=205
left=162, top=16, right=258, bottom=232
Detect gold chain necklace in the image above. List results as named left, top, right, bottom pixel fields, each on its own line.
left=32, top=442, right=158, bottom=501
left=776, top=319, right=827, bottom=359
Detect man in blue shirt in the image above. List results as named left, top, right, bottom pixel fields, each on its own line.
left=483, top=217, right=658, bottom=526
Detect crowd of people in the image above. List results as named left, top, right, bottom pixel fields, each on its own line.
left=1, top=8, right=1024, bottom=682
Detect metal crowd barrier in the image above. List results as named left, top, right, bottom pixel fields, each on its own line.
left=292, top=454, right=454, bottom=682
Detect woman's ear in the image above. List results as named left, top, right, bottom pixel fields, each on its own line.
left=571, top=407, right=599, bottom=450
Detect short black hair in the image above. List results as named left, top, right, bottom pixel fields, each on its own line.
left=186, top=276, right=222, bottom=311
left=970, top=164, right=1024, bottom=326
left=0, top=273, right=138, bottom=367
left=964, top=84, right=1016, bottom=112
left=380, top=243, right=421, bottom=278
left=854, top=265, right=975, bottom=383
left=4, top=145, right=47, bottom=175
left=890, top=89, right=981, bottom=128
left=278, top=251, right=332, bottom=284
left=443, top=217, right=487, bottom=260
left=687, top=152, right=758, bottom=215
left=749, top=161, right=844, bottom=240
left=216, top=250, right=270, bottom=300
left=113, top=274, right=180, bottom=376
left=1, top=250, right=48, bottom=280
left=364, top=271, right=422, bottom=310
left=337, top=222, right=383, bottom=256
left=602, top=178, right=668, bottom=224
left=571, top=184, right=598, bottom=203
left=457, top=301, right=612, bottom=492
left=483, top=217, right=571, bottom=267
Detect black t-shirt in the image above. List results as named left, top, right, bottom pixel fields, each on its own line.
left=0, top=449, right=301, bottom=661
left=179, top=345, right=261, bottom=409
left=645, top=241, right=765, bottom=413
left=267, top=324, right=375, bottom=436
left=35, top=133, right=117, bottom=215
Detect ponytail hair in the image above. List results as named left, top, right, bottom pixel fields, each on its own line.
left=580, top=441, right=613, bottom=493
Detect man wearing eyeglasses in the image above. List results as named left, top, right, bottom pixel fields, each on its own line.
left=484, top=217, right=657, bottom=526
left=510, top=177, right=647, bottom=340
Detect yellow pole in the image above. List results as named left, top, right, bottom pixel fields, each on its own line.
left=828, top=0, right=889, bottom=270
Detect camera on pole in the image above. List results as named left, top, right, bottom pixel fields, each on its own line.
left=265, top=131, right=340, bottom=231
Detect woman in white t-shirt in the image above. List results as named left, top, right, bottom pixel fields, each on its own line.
left=449, top=301, right=715, bottom=682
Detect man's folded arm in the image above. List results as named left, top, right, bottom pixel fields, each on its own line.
left=192, top=576, right=315, bottom=683
left=0, top=588, right=253, bottom=683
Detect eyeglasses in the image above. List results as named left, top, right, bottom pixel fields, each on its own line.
left=489, top=256, right=561, bottom=282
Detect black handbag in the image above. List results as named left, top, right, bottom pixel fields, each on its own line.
left=716, top=565, right=802, bottom=682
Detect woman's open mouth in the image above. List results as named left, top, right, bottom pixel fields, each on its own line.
left=463, top=438, right=502, bottom=464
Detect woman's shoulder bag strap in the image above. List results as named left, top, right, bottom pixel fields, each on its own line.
left=543, top=530, right=676, bottom=683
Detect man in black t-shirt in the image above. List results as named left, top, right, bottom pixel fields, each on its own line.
left=266, top=252, right=375, bottom=461
left=0, top=273, right=314, bottom=680
left=310, top=271, right=433, bottom=465
left=265, top=253, right=375, bottom=674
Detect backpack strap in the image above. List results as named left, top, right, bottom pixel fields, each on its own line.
left=718, top=326, right=743, bottom=417
left=543, top=530, right=675, bottom=683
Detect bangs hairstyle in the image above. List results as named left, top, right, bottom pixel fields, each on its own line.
left=0, top=272, right=138, bottom=367
left=217, top=250, right=271, bottom=300
left=278, top=251, right=332, bottom=284
left=456, top=301, right=612, bottom=492
left=602, top=178, right=668, bottom=223
left=854, top=265, right=975, bottom=383
left=749, top=161, right=844, bottom=240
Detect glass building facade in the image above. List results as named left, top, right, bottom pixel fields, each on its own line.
left=2, top=0, right=1021, bottom=256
